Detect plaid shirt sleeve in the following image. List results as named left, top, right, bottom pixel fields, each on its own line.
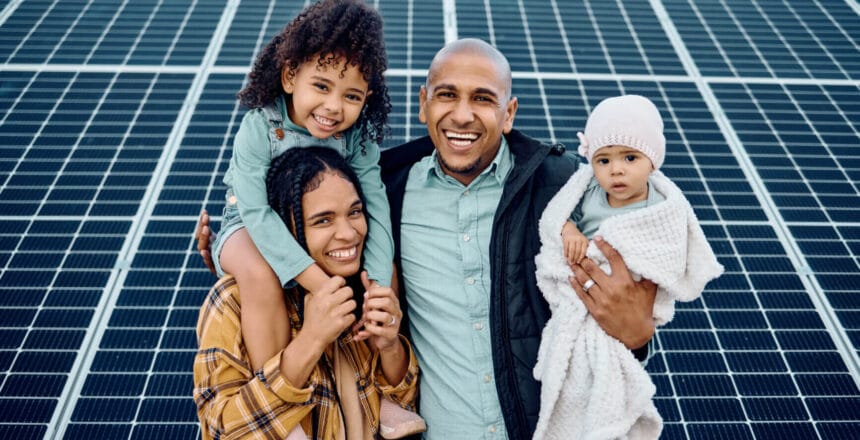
left=371, top=335, right=420, bottom=411
left=193, top=276, right=320, bottom=440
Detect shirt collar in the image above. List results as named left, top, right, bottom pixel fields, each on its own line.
left=277, top=95, right=311, bottom=135
left=427, top=136, right=513, bottom=187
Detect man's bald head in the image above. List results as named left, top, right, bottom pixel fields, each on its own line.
left=427, top=38, right=513, bottom=99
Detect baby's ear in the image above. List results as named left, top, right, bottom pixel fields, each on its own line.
left=281, top=67, right=295, bottom=93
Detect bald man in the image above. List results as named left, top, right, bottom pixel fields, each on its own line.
left=380, top=39, right=656, bottom=439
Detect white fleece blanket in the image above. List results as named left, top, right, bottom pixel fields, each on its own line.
left=532, top=165, right=723, bottom=440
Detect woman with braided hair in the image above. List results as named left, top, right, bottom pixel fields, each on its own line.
left=195, top=147, right=422, bottom=439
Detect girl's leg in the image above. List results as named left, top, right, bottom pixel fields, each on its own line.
left=219, top=228, right=289, bottom=371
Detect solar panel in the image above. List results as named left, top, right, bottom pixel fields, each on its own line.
left=0, top=0, right=857, bottom=439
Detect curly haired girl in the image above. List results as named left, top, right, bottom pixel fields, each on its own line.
left=207, top=0, right=424, bottom=437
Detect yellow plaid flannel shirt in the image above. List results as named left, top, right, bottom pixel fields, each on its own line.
left=194, top=276, right=419, bottom=439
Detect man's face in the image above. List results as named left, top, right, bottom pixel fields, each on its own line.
left=418, top=51, right=518, bottom=185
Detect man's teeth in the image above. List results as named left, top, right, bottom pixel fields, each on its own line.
left=327, top=246, right=356, bottom=258
left=446, top=131, right=478, bottom=146
left=447, top=132, right=478, bottom=140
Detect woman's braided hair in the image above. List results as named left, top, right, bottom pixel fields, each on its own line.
left=265, top=147, right=366, bottom=318
left=238, top=0, right=390, bottom=147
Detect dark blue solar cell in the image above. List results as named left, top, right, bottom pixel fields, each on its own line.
left=71, top=397, right=139, bottom=422
left=132, top=252, right=186, bottom=269
left=776, top=331, right=836, bottom=351
left=817, top=274, right=860, bottom=290
left=135, top=396, right=197, bottom=422
left=0, top=424, right=46, bottom=440
left=744, top=397, right=809, bottom=421
left=54, top=270, right=110, bottom=288
left=672, top=374, right=736, bottom=397
left=101, top=329, right=161, bottom=349
left=680, top=397, right=746, bottom=421
left=9, top=252, right=64, bottom=269
left=662, top=310, right=713, bottom=330
left=131, top=423, right=199, bottom=440
left=63, top=424, right=131, bottom=439
left=710, top=311, right=768, bottom=330
left=43, top=289, right=102, bottom=308
left=160, top=329, right=195, bottom=349
left=23, top=330, right=85, bottom=349
left=664, top=352, right=728, bottom=373
left=0, top=398, right=56, bottom=423
left=653, top=398, right=681, bottom=422
left=796, top=373, right=860, bottom=396
left=0, top=308, right=36, bottom=327
left=90, top=350, right=153, bottom=372
left=658, top=331, right=719, bottom=351
left=751, top=423, right=818, bottom=440
left=1, top=373, right=67, bottom=397
left=153, top=351, right=193, bottom=373
left=0, top=330, right=26, bottom=349
left=749, top=274, right=805, bottom=290
left=827, top=292, right=860, bottom=309
left=807, top=397, right=860, bottom=421
left=735, top=374, right=798, bottom=396
left=725, top=352, right=787, bottom=373
left=145, top=373, right=192, bottom=397
left=12, top=351, right=76, bottom=373
left=166, top=309, right=198, bottom=327
left=819, top=422, right=860, bottom=440
left=108, top=308, right=167, bottom=327
left=767, top=311, right=824, bottom=330
left=717, top=331, right=777, bottom=350
left=82, top=374, right=147, bottom=397
left=785, top=352, right=847, bottom=373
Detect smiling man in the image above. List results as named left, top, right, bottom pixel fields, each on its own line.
left=380, top=39, right=657, bottom=439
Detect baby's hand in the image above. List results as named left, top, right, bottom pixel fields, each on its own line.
left=562, top=220, right=589, bottom=265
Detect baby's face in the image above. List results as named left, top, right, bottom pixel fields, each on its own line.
left=591, top=145, right=654, bottom=208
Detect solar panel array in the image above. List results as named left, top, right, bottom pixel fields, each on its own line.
left=0, top=0, right=857, bottom=439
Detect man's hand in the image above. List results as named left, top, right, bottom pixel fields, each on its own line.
left=195, top=209, right=217, bottom=274
left=569, top=235, right=656, bottom=349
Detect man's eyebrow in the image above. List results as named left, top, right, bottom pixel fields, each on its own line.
left=433, top=83, right=501, bottom=99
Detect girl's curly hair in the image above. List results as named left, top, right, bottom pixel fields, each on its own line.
left=238, top=0, right=390, bottom=146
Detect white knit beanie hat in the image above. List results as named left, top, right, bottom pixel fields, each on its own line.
left=577, top=94, right=665, bottom=169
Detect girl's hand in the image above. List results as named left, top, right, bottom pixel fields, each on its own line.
left=562, top=220, right=589, bottom=265
left=300, top=276, right=357, bottom=349
left=353, top=271, right=402, bottom=353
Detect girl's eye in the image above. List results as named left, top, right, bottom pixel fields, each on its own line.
left=314, top=83, right=329, bottom=91
left=345, top=94, right=363, bottom=102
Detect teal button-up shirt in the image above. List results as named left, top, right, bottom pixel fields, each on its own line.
left=400, top=139, right=513, bottom=439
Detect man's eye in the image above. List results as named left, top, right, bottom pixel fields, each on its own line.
left=474, top=96, right=496, bottom=105
left=435, top=92, right=456, bottom=100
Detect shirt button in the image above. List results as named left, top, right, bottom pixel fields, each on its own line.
left=474, top=322, right=483, bottom=331
left=484, top=374, right=491, bottom=383
left=488, top=425, right=496, bottom=433
left=463, top=190, right=470, bottom=196
left=463, top=234, right=471, bottom=242
left=466, top=277, right=475, bottom=285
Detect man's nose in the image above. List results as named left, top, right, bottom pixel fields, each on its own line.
left=450, top=98, right=475, bottom=124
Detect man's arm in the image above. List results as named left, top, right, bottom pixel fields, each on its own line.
left=568, top=235, right=656, bottom=350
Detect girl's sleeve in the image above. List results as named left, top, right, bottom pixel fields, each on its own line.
left=229, top=111, right=314, bottom=285
left=371, top=335, right=420, bottom=410
left=347, top=134, right=394, bottom=286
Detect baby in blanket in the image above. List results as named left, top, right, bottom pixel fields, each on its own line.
left=532, top=95, right=724, bottom=440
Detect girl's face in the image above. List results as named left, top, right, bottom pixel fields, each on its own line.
left=282, top=56, right=370, bottom=139
left=301, top=171, right=367, bottom=278
left=591, top=145, right=654, bottom=208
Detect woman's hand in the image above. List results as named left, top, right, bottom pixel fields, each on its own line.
left=353, top=272, right=403, bottom=353
left=299, top=275, right=357, bottom=351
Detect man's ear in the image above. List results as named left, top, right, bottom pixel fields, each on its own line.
left=418, top=85, right=428, bottom=123
left=281, top=67, right=295, bottom=94
left=502, top=96, right=518, bottom=134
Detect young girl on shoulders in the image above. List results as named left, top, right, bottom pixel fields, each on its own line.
left=209, top=0, right=423, bottom=436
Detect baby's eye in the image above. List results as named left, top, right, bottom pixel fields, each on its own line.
left=596, top=158, right=609, bottom=165
left=625, top=154, right=638, bottom=162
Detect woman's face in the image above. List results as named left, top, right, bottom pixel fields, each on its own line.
left=301, top=171, right=367, bottom=277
